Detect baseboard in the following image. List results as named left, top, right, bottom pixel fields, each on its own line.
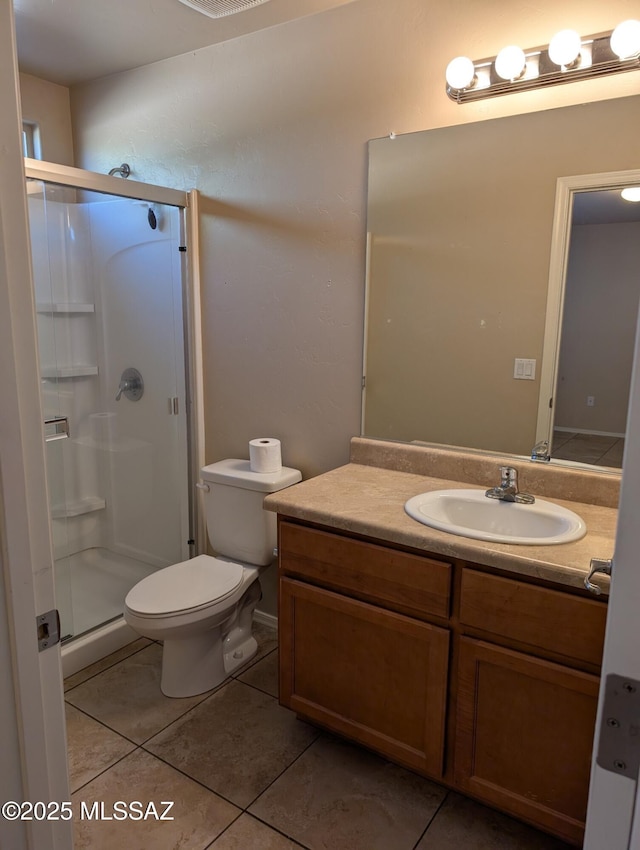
left=554, top=426, right=625, bottom=438
left=254, top=609, right=277, bottom=631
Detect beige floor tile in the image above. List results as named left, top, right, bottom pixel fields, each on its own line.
left=66, top=704, right=136, bottom=792
left=64, top=638, right=152, bottom=692
left=72, top=748, right=239, bottom=850
left=65, top=643, right=211, bottom=743
left=237, top=648, right=279, bottom=697
left=249, top=734, right=448, bottom=850
left=415, top=793, right=572, bottom=849
left=145, top=679, right=319, bottom=807
left=552, top=431, right=576, bottom=451
left=212, top=813, right=304, bottom=849
left=599, top=439, right=624, bottom=468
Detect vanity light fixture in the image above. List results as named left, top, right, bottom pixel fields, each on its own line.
left=446, top=20, right=640, bottom=103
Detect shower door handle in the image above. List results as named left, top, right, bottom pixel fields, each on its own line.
left=44, top=417, right=70, bottom=442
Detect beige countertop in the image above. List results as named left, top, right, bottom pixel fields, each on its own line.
left=264, top=458, right=617, bottom=595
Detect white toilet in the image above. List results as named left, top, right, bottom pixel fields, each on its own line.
left=124, top=459, right=301, bottom=698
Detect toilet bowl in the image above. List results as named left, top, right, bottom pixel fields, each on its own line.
left=125, top=554, right=263, bottom=697
left=124, top=459, right=301, bottom=697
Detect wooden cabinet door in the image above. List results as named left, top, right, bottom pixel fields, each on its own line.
left=279, top=577, right=449, bottom=778
left=454, top=637, right=600, bottom=846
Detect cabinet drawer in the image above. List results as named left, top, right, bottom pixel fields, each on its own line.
left=279, top=520, right=451, bottom=620
left=459, top=568, right=606, bottom=667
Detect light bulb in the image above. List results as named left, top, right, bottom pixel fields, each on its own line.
left=611, top=19, right=640, bottom=59
left=548, top=29, right=582, bottom=66
left=445, top=56, right=476, bottom=90
left=621, top=187, right=640, bottom=202
left=494, top=45, right=526, bottom=80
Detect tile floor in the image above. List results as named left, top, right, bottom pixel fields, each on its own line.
left=552, top=430, right=624, bottom=468
left=65, top=624, right=574, bottom=850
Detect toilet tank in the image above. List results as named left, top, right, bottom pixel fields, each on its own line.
left=200, top=459, right=302, bottom=566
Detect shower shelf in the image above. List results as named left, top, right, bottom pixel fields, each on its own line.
left=51, top=496, right=106, bottom=519
left=36, top=302, right=95, bottom=314
left=41, top=364, right=99, bottom=379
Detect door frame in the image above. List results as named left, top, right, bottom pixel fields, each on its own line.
left=0, top=1, right=72, bottom=847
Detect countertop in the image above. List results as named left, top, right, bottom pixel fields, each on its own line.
left=264, top=460, right=617, bottom=595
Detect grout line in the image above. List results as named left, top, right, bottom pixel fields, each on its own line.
left=64, top=701, right=141, bottom=748
left=233, top=812, right=312, bottom=849
left=69, top=744, right=142, bottom=796
left=411, top=790, right=450, bottom=849
left=63, top=642, right=153, bottom=694
left=242, top=726, right=323, bottom=811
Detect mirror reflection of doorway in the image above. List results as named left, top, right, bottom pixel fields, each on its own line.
left=552, top=188, right=640, bottom=468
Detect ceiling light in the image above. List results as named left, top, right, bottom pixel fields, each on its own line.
left=621, top=187, right=640, bottom=203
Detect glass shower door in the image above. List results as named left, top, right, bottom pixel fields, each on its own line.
left=27, top=178, right=190, bottom=642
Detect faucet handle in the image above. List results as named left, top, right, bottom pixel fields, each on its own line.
left=499, top=466, right=518, bottom=486
left=531, top=440, right=551, bottom=462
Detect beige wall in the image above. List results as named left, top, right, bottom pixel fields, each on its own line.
left=68, top=0, right=640, bottom=481
left=19, top=72, right=74, bottom=165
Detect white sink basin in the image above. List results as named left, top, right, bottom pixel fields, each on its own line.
left=404, top=489, right=586, bottom=545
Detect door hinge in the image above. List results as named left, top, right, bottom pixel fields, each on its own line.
left=596, top=674, right=640, bottom=780
left=178, top=245, right=187, bottom=252
left=37, top=609, right=60, bottom=651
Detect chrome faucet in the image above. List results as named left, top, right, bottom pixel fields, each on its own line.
left=485, top=466, right=535, bottom=504
left=531, top=440, right=551, bottom=462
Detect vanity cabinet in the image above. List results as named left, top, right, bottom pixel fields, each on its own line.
left=278, top=517, right=608, bottom=847
left=453, top=568, right=606, bottom=845
left=278, top=520, right=451, bottom=777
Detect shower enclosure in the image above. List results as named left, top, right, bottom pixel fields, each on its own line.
left=24, top=160, right=203, bottom=675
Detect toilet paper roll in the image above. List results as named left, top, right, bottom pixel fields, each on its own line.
left=89, top=411, right=118, bottom=450
left=249, top=438, right=282, bottom=473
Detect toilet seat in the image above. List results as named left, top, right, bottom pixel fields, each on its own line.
left=125, top=555, right=244, bottom=617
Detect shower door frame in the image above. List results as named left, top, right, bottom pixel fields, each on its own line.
left=24, top=157, right=206, bottom=610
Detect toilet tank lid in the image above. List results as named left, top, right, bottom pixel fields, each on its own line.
left=201, top=459, right=302, bottom=492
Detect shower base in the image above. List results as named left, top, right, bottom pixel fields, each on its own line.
left=58, top=546, right=157, bottom=676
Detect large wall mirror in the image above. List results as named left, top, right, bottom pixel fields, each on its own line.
left=362, top=95, right=640, bottom=471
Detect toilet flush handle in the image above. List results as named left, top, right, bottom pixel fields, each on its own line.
left=196, top=482, right=210, bottom=493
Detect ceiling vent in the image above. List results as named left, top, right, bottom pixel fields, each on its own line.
left=177, top=0, right=271, bottom=18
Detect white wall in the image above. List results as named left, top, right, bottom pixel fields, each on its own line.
left=68, top=0, right=640, bottom=480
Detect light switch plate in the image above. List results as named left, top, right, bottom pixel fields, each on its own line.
left=514, top=358, right=536, bottom=380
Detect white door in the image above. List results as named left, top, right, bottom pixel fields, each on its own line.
left=0, top=2, right=72, bottom=849
left=584, top=307, right=640, bottom=847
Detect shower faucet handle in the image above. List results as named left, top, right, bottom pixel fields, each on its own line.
left=115, top=367, right=144, bottom=402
